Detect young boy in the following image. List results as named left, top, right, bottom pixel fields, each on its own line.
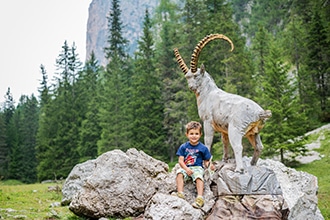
left=173, top=121, right=213, bottom=209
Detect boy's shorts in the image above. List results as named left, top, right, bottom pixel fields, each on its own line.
left=176, top=166, right=205, bottom=182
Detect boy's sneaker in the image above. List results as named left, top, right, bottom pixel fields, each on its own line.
left=192, top=196, right=204, bottom=209
left=171, top=192, right=185, bottom=199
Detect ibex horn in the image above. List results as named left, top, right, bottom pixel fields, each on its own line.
left=174, top=48, right=189, bottom=74
left=190, top=34, right=234, bottom=73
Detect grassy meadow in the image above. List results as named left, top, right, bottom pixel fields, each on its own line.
left=0, top=181, right=80, bottom=220
left=295, top=128, right=330, bottom=219
left=0, top=128, right=329, bottom=220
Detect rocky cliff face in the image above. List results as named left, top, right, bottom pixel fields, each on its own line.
left=86, top=0, right=160, bottom=66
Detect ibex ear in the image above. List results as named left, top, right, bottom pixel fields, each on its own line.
left=201, top=64, right=205, bottom=75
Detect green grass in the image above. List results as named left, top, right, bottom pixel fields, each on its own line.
left=295, top=129, right=330, bottom=219
left=0, top=181, right=82, bottom=220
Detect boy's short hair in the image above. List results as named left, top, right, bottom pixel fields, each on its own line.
left=185, top=121, right=202, bottom=134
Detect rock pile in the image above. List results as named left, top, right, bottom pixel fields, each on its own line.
left=61, top=148, right=324, bottom=220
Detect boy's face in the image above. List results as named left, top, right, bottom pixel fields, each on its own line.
left=186, top=128, right=202, bottom=146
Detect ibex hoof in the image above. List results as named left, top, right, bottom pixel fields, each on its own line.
left=250, top=158, right=259, bottom=166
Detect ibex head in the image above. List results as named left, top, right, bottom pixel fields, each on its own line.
left=174, top=34, right=234, bottom=91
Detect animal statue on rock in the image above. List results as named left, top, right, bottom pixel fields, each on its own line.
left=174, top=34, right=272, bottom=173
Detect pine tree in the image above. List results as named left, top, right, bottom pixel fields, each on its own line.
left=98, top=0, right=133, bottom=154
left=231, top=0, right=251, bottom=24
left=8, top=95, right=39, bottom=183
left=36, top=41, right=82, bottom=180
left=305, top=6, right=330, bottom=122
left=3, top=88, right=15, bottom=125
left=259, top=40, right=308, bottom=164
left=20, top=95, right=38, bottom=183
left=36, top=97, right=58, bottom=181
left=7, top=103, right=21, bottom=181
left=0, top=88, right=15, bottom=179
left=182, top=0, right=207, bottom=42
left=245, top=0, right=291, bottom=37
left=77, top=52, right=102, bottom=161
left=281, top=13, right=317, bottom=129
left=36, top=65, right=56, bottom=181
left=0, top=112, right=7, bottom=178
left=38, top=65, right=51, bottom=108
left=131, top=9, right=165, bottom=160
left=173, top=0, right=205, bottom=121
left=252, top=25, right=271, bottom=80
left=198, top=0, right=231, bottom=88
left=203, top=0, right=256, bottom=98
left=104, top=0, right=128, bottom=60
left=252, top=25, right=272, bottom=107
left=154, top=0, right=189, bottom=162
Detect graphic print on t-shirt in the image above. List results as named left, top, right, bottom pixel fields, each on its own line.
left=184, top=148, right=199, bottom=166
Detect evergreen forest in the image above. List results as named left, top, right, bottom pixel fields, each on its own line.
left=0, top=0, right=329, bottom=183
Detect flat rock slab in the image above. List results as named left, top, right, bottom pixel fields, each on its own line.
left=214, top=158, right=282, bottom=195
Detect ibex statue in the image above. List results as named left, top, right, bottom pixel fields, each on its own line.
left=174, top=34, right=271, bottom=173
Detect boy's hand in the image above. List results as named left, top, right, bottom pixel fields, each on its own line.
left=185, top=168, right=194, bottom=176
left=204, top=159, right=215, bottom=171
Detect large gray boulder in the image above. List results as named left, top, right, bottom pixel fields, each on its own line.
left=62, top=149, right=324, bottom=219
left=68, top=148, right=171, bottom=218
left=61, top=159, right=96, bottom=206
left=257, top=158, right=324, bottom=220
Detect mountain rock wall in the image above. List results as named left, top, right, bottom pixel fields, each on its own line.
left=86, top=0, right=160, bottom=66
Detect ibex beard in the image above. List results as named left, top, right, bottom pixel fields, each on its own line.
left=174, top=34, right=271, bottom=173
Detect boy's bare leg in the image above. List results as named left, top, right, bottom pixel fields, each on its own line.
left=196, top=178, right=204, bottom=197
left=176, top=173, right=184, bottom=192
left=192, top=178, right=205, bottom=208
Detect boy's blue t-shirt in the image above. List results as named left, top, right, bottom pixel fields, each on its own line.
left=176, top=141, right=211, bottom=167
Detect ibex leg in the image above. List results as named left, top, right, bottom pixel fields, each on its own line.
left=248, top=133, right=263, bottom=165
left=221, top=133, right=229, bottom=162
left=203, top=121, right=214, bottom=151
left=228, top=125, right=244, bottom=173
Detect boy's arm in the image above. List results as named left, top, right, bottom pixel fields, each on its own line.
left=204, top=156, right=215, bottom=170
left=178, top=156, right=193, bottom=175
left=204, top=160, right=210, bottom=168
left=178, top=156, right=187, bottom=169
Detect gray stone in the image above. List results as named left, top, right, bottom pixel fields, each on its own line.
left=62, top=149, right=324, bottom=220
left=144, top=193, right=203, bottom=220
left=61, top=159, right=96, bottom=206
left=213, top=158, right=282, bottom=195
left=257, top=158, right=324, bottom=220
left=69, top=148, right=169, bottom=219
left=206, top=195, right=289, bottom=220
